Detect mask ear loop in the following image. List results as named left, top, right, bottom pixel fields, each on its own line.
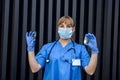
left=46, top=40, right=58, bottom=63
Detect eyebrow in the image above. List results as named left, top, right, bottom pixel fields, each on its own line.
left=59, top=24, right=72, bottom=26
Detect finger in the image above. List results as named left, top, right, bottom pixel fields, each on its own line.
left=91, top=34, right=94, bottom=38
left=32, top=32, right=37, bottom=38
left=86, top=34, right=93, bottom=39
left=26, top=32, right=29, bottom=37
left=33, top=32, right=36, bottom=36
left=85, top=33, right=89, bottom=37
left=85, top=33, right=92, bottom=36
left=85, top=34, right=90, bottom=41
left=31, top=32, right=34, bottom=37
left=91, top=34, right=96, bottom=39
left=29, top=31, right=32, bottom=36
left=88, top=33, right=92, bottom=35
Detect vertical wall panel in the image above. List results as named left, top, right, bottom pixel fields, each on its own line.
left=118, top=28, right=120, bottom=80
left=31, top=0, right=36, bottom=31
left=102, top=0, right=113, bottom=80
left=47, top=0, right=53, bottom=42
left=39, top=0, right=45, bottom=47
left=94, top=0, right=103, bottom=80
left=0, top=0, right=1, bottom=78
left=88, top=0, right=94, bottom=33
left=64, top=0, right=69, bottom=15
left=0, top=0, right=119, bottom=80
left=55, top=0, right=61, bottom=39
left=19, top=0, right=28, bottom=80
left=112, top=0, right=119, bottom=80
left=79, top=0, right=85, bottom=43
left=10, top=0, right=19, bottom=80
left=72, top=0, right=77, bottom=40
left=1, top=0, right=10, bottom=80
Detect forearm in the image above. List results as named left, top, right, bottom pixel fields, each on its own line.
left=85, top=54, right=98, bottom=75
left=28, top=51, right=41, bottom=73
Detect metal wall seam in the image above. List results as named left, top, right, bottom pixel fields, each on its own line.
left=55, top=0, right=61, bottom=39
left=102, top=0, right=113, bottom=80
left=64, top=0, right=69, bottom=15
left=72, top=0, right=77, bottom=40
left=39, top=0, right=45, bottom=47
left=118, top=30, right=120, bottom=80
left=31, top=0, right=36, bottom=31
left=10, top=0, right=20, bottom=80
left=48, top=0, right=53, bottom=42
left=94, top=0, right=103, bottom=80
left=1, top=0, right=10, bottom=80
left=79, top=0, right=85, bottom=43
left=88, top=0, right=94, bottom=33
left=112, top=0, right=119, bottom=80
left=19, top=0, right=28, bottom=80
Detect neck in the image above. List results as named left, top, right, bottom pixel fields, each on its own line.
left=59, top=38, right=71, bottom=47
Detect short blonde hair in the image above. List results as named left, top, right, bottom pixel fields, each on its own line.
left=57, top=16, right=75, bottom=27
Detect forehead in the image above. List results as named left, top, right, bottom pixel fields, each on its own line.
left=58, top=19, right=73, bottom=26
left=59, top=22, right=71, bottom=26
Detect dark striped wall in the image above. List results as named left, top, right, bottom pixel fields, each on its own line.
left=0, top=0, right=120, bottom=80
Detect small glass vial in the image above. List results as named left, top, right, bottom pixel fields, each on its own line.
left=84, top=37, right=89, bottom=44
left=34, top=33, right=36, bottom=39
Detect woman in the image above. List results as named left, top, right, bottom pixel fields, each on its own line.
left=26, top=16, right=99, bottom=80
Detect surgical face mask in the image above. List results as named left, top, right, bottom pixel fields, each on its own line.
left=58, top=28, right=73, bottom=39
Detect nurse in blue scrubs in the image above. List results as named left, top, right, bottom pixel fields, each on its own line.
left=26, top=16, right=99, bottom=80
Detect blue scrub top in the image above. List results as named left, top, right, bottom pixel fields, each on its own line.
left=36, top=41, right=90, bottom=80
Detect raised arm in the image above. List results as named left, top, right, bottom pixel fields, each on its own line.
left=26, top=32, right=41, bottom=73
left=84, top=33, right=99, bottom=75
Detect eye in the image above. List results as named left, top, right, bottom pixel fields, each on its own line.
left=59, top=25, right=64, bottom=28
left=67, top=26, right=72, bottom=28
left=59, top=26, right=64, bottom=28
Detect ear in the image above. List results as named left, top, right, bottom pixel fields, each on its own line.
left=72, top=26, right=75, bottom=32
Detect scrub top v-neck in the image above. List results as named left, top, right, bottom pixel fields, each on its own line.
left=36, top=41, right=90, bottom=80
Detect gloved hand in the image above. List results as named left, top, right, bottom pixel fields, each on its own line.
left=84, top=33, right=99, bottom=54
left=26, top=31, right=36, bottom=52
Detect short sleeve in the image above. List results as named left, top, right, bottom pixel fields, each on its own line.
left=80, top=45, right=90, bottom=68
left=35, top=45, right=48, bottom=68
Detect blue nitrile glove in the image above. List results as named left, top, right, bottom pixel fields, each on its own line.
left=84, top=33, right=99, bottom=54
left=26, top=31, right=36, bottom=52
